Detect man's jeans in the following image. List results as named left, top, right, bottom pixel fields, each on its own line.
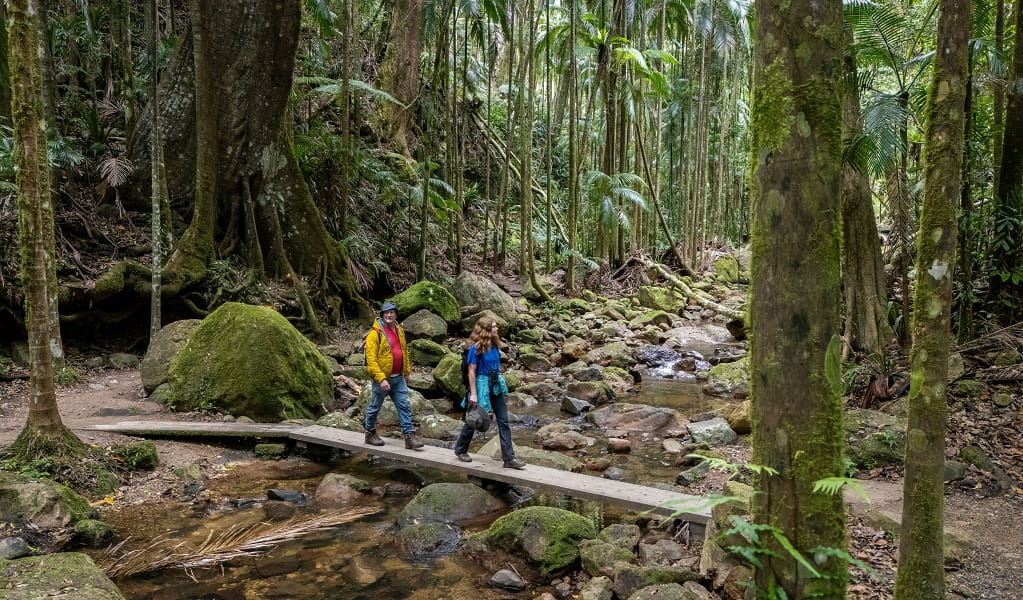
left=364, top=375, right=413, bottom=435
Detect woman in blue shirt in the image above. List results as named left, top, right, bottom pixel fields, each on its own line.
left=452, top=316, right=525, bottom=469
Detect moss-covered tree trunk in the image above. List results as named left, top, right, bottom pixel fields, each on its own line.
left=0, top=2, right=11, bottom=128
left=378, top=0, right=424, bottom=156
left=125, top=1, right=365, bottom=319
left=749, top=0, right=847, bottom=595
left=841, top=46, right=893, bottom=357
left=991, top=0, right=1023, bottom=323
left=893, top=0, right=969, bottom=596
left=8, top=0, right=82, bottom=458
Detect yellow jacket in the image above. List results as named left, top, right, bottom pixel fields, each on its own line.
left=365, top=318, right=411, bottom=382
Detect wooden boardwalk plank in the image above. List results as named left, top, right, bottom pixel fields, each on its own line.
left=88, top=421, right=711, bottom=527
left=86, top=421, right=302, bottom=438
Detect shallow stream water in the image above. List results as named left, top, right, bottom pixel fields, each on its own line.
left=88, top=378, right=735, bottom=599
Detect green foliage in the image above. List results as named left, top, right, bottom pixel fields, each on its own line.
left=812, top=477, right=870, bottom=503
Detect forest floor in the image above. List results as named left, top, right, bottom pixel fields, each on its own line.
left=1, top=368, right=1021, bottom=599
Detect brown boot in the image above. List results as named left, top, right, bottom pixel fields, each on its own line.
left=404, top=434, right=424, bottom=450
left=365, top=430, right=385, bottom=446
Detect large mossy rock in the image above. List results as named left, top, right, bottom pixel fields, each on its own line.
left=166, top=303, right=333, bottom=421
left=844, top=409, right=907, bottom=470
left=401, top=309, right=448, bottom=342
left=448, top=271, right=519, bottom=326
left=0, top=553, right=126, bottom=599
left=583, top=342, right=635, bottom=368
left=409, top=338, right=453, bottom=367
left=477, top=438, right=586, bottom=471
left=432, top=353, right=466, bottom=400
left=702, top=359, right=749, bottom=398
left=0, top=472, right=91, bottom=529
left=392, top=281, right=460, bottom=324
left=396, top=483, right=503, bottom=527
left=636, top=286, right=687, bottom=312
left=473, top=506, right=597, bottom=574
left=140, top=319, right=201, bottom=394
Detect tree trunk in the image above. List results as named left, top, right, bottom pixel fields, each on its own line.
left=893, top=0, right=969, bottom=596
left=0, top=3, right=11, bottom=127
left=842, top=46, right=893, bottom=357
left=378, top=0, right=424, bottom=156
left=991, top=0, right=1023, bottom=323
left=128, top=0, right=364, bottom=318
left=8, top=0, right=82, bottom=458
left=749, top=0, right=847, bottom=596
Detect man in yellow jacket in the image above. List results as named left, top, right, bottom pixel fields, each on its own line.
left=364, top=301, right=423, bottom=450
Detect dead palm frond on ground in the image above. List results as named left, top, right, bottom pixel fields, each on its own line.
left=97, top=506, right=379, bottom=579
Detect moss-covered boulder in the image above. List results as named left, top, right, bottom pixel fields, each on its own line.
left=523, top=276, right=556, bottom=302
left=111, top=441, right=159, bottom=471
left=711, top=254, right=741, bottom=284
left=473, top=506, right=597, bottom=573
left=0, top=472, right=91, bottom=529
left=477, top=438, right=586, bottom=471
left=316, top=411, right=363, bottom=431
left=418, top=413, right=465, bottom=441
left=401, top=309, right=448, bottom=342
left=844, top=409, right=906, bottom=470
left=395, top=522, right=463, bottom=560
left=0, top=553, right=126, bottom=599
left=392, top=281, right=460, bottom=324
left=636, top=286, right=687, bottom=312
left=566, top=381, right=615, bottom=405
left=702, top=358, right=749, bottom=398
left=355, top=385, right=436, bottom=426
left=613, top=563, right=701, bottom=599
left=140, top=319, right=201, bottom=394
left=580, top=539, right=636, bottom=577
left=628, top=310, right=674, bottom=330
left=397, top=483, right=503, bottom=527
left=584, top=342, right=635, bottom=369
left=410, top=338, right=453, bottom=367
left=461, top=310, right=510, bottom=336
left=166, top=303, right=333, bottom=421
left=432, top=353, right=466, bottom=400
left=74, top=519, right=113, bottom=547
left=448, top=271, right=519, bottom=326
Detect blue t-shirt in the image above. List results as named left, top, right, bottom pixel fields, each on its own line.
left=467, top=344, right=501, bottom=375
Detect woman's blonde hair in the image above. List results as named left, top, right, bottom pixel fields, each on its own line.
left=468, top=316, right=501, bottom=354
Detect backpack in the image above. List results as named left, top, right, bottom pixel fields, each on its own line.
left=460, top=345, right=472, bottom=392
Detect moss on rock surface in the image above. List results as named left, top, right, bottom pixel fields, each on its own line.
left=392, top=281, right=460, bottom=324
left=397, top=483, right=503, bottom=527
left=0, top=553, right=126, bottom=599
left=473, top=506, right=596, bottom=573
left=166, top=303, right=333, bottom=422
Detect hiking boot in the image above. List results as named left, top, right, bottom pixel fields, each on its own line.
left=405, top=434, right=424, bottom=450
left=455, top=453, right=472, bottom=463
left=503, top=458, right=526, bottom=470
left=364, top=430, right=385, bottom=446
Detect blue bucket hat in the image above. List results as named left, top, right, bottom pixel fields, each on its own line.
left=380, top=301, right=398, bottom=314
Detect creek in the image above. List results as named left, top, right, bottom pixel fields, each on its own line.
left=86, top=378, right=735, bottom=599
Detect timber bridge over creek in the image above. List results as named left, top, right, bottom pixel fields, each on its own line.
left=89, top=421, right=712, bottom=535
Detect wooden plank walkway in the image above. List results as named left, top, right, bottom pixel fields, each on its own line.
left=88, top=421, right=711, bottom=529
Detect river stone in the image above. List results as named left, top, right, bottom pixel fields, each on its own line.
left=396, top=522, right=463, bottom=560
left=628, top=583, right=688, bottom=600
left=992, top=392, right=1013, bottom=408
left=140, top=319, right=201, bottom=394
left=520, top=351, right=552, bottom=372
left=397, top=482, right=503, bottom=527
left=262, top=500, right=297, bottom=520
left=0, top=472, right=90, bottom=529
left=687, top=417, right=737, bottom=446
left=562, top=396, right=594, bottom=415
left=409, top=338, right=451, bottom=367
left=638, top=539, right=684, bottom=566
left=316, top=411, right=363, bottom=431
left=448, top=271, right=519, bottom=326
left=602, top=366, right=635, bottom=390
left=600, top=523, right=641, bottom=550
left=702, top=358, right=749, bottom=398
left=567, top=381, right=615, bottom=405
left=580, top=576, right=615, bottom=600
left=588, top=403, right=687, bottom=435
left=112, top=441, right=159, bottom=471
left=477, top=438, right=585, bottom=471
left=523, top=275, right=556, bottom=301
left=355, top=385, right=436, bottom=426
left=401, top=309, right=448, bottom=342
left=508, top=391, right=538, bottom=408
left=562, top=336, right=590, bottom=360
left=603, top=467, right=625, bottom=481
left=392, top=280, right=460, bottom=324
left=0, top=553, right=126, bottom=599
left=629, top=310, right=674, bottom=331
left=950, top=379, right=987, bottom=398
left=107, top=352, right=139, bottom=369
left=636, top=286, right=687, bottom=312
left=518, top=382, right=562, bottom=402
left=584, top=342, right=634, bottom=368
left=579, top=539, right=636, bottom=577
left=536, top=426, right=592, bottom=451
left=490, top=568, right=526, bottom=591
left=607, top=438, right=632, bottom=453
left=315, top=473, right=368, bottom=507
left=612, top=563, right=700, bottom=600
left=719, top=400, right=751, bottom=434
left=461, top=310, right=510, bottom=336
left=473, top=506, right=596, bottom=574
left=419, top=413, right=465, bottom=441
left=944, top=460, right=968, bottom=482
left=166, top=303, right=333, bottom=421
left=0, top=537, right=30, bottom=559
left=75, top=519, right=113, bottom=547
left=712, top=254, right=741, bottom=284
left=432, top=353, right=466, bottom=400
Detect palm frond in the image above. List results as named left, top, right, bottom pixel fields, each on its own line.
left=99, top=156, right=134, bottom=187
